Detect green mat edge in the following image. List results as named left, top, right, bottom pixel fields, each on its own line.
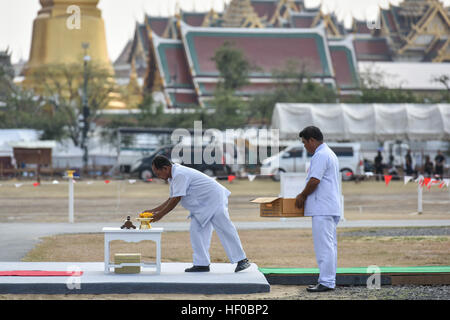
left=259, top=266, right=450, bottom=275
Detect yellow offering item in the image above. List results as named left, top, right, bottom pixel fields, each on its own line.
left=137, top=212, right=153, bottom=229
left=136, top=218, right=152, bottom=229
left=139, top=212, right=153, bottom=218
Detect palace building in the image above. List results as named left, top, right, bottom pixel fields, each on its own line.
left=112, top=0, right=450, bottom=110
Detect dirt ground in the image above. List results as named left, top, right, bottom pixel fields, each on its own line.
left=0, top=178, right=449, bottom=223
left=1, top=178, right=449, bottom=300
left=21, top=228, right=450, bottom=268
left=3, top=227, right=449, bottom=300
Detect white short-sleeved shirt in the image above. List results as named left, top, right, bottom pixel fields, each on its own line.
left=168, top=163, right=231, bottom=226
left=304, top=143, right=341, bottom=217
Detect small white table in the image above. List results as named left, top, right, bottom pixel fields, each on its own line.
left=102, top=227, right=164, bottom=274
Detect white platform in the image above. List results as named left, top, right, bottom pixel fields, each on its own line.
left=0, top=262, right=270, bottom=294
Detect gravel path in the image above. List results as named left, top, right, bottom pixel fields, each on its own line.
left=267, top=285, right=450, bottom=300
left=339, top=226, right=450, bottom=237
left=281, top=227, right=450, bottom=300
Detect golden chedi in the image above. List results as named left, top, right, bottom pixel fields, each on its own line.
left=24, top=0, right=126, bottom=109
left=26, top=0, right=111, bottom=72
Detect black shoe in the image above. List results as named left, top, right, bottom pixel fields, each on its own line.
left=185, top=265, right=210, bottom=272
left=306, top=283, right=334, bottom=292
left=235, top=258, right=251, bottom=272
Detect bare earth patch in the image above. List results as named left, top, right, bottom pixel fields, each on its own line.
left=6, top=227, right=447, bottom=300
left=1, top=179, right=449, bottom=300
left=0, top=179, right=449, bottom=223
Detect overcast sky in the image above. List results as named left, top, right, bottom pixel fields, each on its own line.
left=1, top=0, right=449, bottom=64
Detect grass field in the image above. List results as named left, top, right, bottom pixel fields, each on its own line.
left=23, top=228, right=450, bottom=268
left=0, top=178, right=449, bottom=223
left=1, top=178, right=449, bottom=300
left=12, top=226, right=449, bottom=300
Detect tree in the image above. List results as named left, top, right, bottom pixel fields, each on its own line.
left=432, top=74, right=450, bottom=102
left=208, top=41, right=251, bottom=129
left=26, top=62, right=117, bottom=146
left=208, top=88, right=246, bottom=129
left=0, top=60, right=14, bottom=103
left=355, top=65, right=419, bottom=103
left=0, top=61, right=50, bottom=133
left=211, top=41, right=250, bottom=91
left=247, top=59, right=337, bottom=125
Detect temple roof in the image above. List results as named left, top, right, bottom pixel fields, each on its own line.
left=352, top=36, right=392, bottom=62
left=127, top=22, right=149, bottom=74
left=114, top=39, right=133, bottom=65
left=146, top=16, right=170, bottom=37
left=222, top=0, right=264, bottom=28
left=350, top=20, right=373, bottom=34
left=114, top=0, right=450, bottom=110
left=180, top=10, right=208, bottom=27
left=379, top=0, right=450, bottom=61
left=328, top=37, right=360, bottom=90
left=180, top=20, right=334, bottom=79
left=151, top=32, right=197, bottom=108
left=151, top=34, right=193, bottom=89
left=176, top=20, right=343, bottom=106
left=251, top=0, right=278, bottom=22
left=289, top=11, right=316, bottom=28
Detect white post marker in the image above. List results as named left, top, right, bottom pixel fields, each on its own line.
left=340, top=172, right=345, bottom=222
left=417, top=175, right=424, bottom=215
left=64, top=170, right=77, bottom=223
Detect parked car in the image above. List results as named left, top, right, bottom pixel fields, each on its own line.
left=130, top=144, right=233, bottom=180
left=130, top=145, right=173, bottom=180
left=260, top=142, right=362, bottom=181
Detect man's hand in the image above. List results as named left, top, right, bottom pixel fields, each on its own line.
left=295, top=178, right=320, bottom=209
left=150, top=211, right=163, bottom=222
left=148, top=197, right=182, bottom=223
left=295, top=193, right=306, bottom=209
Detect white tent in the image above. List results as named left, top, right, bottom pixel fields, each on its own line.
left=0, top=129, right=40, bottom=156
left=0, top=129, right=117, bottom=168
left=271, top=103, right=450, bottom=141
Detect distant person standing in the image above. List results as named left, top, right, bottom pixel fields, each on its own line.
left=374, top=151, right=383, bottom=181
left=405, top=150, right=413, bottom=175
left=434, top=150, right=445, bottom=179
left=423, top=155, right=433, bottom=177
left=295, top=126, right=341, bottom=293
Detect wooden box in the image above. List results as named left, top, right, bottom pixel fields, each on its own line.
left=114, top=253, right=141, bottom=274
left=251, top=197, right=304, bottom=217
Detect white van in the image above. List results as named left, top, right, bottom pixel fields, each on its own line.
left=260, top=142, right=362, bottom=181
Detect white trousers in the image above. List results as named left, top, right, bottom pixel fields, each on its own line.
left=189, top=202, right=246, bottom=266
left=312, top=215, right=340, bottom=288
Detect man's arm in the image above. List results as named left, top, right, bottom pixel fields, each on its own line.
left=295, top=178, right=320, bottom=209
left=151, top=196, right=182, bottom=222
left=143, top=198, right=171, bottom=214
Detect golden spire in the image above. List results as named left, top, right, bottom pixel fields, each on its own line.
left=26, top=0, right=110, bottom=71
left=175, top=0, right=181, bottom=16
left=222, top=0, right=263, bottom=28
left=125, top=57, right=142, bottom=107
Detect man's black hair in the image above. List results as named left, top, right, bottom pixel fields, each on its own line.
left=299, top=126, right=323, bottom=142
left=152, top=155, right=172, bottom=169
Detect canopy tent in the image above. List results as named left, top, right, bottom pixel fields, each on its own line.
left=0, top=129, right=117, bottom=168
left=271, top=104, right=450, bottom=141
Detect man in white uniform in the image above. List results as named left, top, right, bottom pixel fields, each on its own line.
left=295, top=126, right=341, bottom=292
left=143, top=155, right=250, bottom=273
